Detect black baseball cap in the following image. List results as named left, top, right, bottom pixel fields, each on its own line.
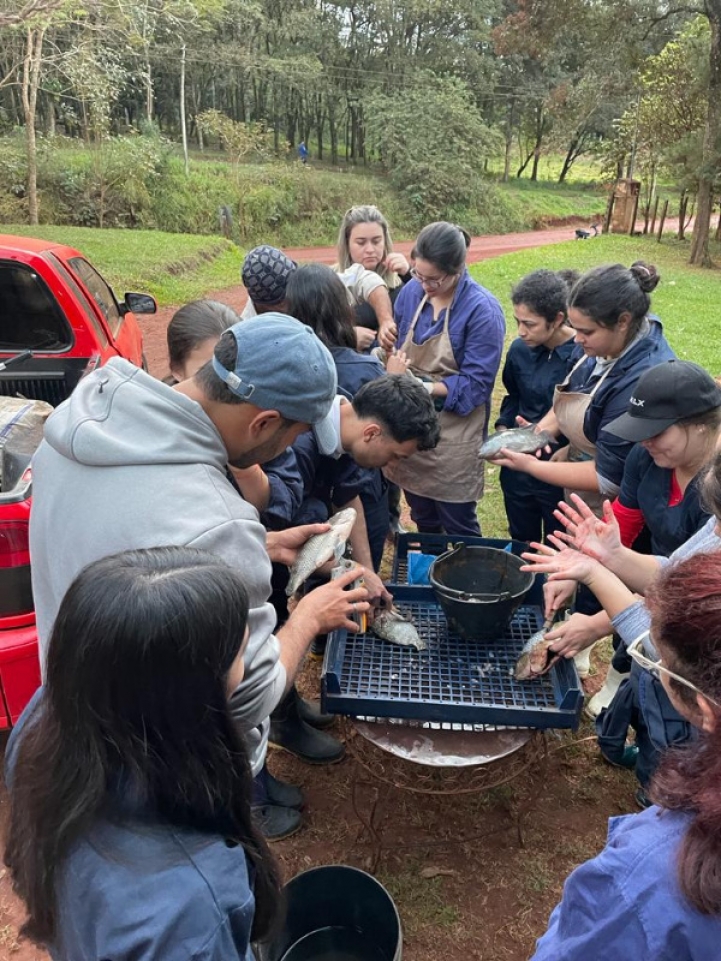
left=605, top=360, right=721, bottom=442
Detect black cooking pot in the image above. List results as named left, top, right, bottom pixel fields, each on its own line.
left=429, top=544, right=534, bottom=640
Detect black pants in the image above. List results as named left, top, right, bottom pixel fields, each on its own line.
left=499, top=467, right=564, bottom=545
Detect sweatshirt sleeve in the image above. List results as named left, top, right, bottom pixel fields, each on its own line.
left=338, top=264, right=387, bottom=305
left=443, top=295, right=505, bottom=417
left=497, top=348, right=520, bottom=429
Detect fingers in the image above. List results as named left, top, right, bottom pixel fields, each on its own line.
left=295, top=523, right=331, bottom=539
left=331, top=566, right=367, bottom=590
left=547, top=533, right=566, bottom=552
left=569, top=492, right=595, bottom=519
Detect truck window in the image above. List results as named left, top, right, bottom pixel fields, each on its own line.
left=0, top=261, right=73, bottom=351
left=49, top=255, right=109, bottom=349
left=68, top=258, right=122, bottom=337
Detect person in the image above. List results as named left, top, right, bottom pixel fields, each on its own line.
left=382, top=221, right=505, bottom=536
left=491, top=262, right=675, bottom=513
left=166, top=299, right=239, bottom=382
left=298, top=140, right=308, bottom=164
left=286, top=262, right=388, bottom=564
left=530, top=550, right=721, bottom=960
left=609, top=359, right=721, bottom=556
left=521, top=449, right=721, bottom=804
left=335, top=205, right=412, bottom=531
left=268, top=374, right=440, bottom=758
left=4, top=547, right=282, bottom=959
left=29, top=314, right=371, bottom=841
left=335, top=204, right=412, bottom=350
left=495, top=269, right=576, bottom=543
left=534, top=360, right=721, bottom=714
left=240, top=245, right=297, bottom=320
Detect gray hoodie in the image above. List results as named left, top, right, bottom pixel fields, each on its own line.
left=30, top=358, right=285, bottom=774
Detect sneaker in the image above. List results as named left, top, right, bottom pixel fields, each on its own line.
left=252, top=803, right=303, bottom=841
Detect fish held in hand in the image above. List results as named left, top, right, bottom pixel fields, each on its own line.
left=479, top=427, right=554, bottom=460
left=514, top=620, right=560, bottom=680
left=371, top=607, right=427, bottom=651
left=286, top=507, right=357, bottom=596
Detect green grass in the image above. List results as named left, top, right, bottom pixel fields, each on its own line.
left=470, top=234, right=721, bottom=536
left=497, top=179, right=606, bottom=227
left=2, top=224, right=242, bottom=305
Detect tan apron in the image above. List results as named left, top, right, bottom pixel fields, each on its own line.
left=553, top=354, right=615, bottom=516
left=384, top=295, right=487, bottom=502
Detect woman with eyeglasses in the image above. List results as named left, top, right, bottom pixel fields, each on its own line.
left=382, top=221, right=505, bottom=536
left=4, top=546, right=282, bottom=958
left=531, top=550, right=721, bottom=960
left=521, top=450, right=721, bottom=804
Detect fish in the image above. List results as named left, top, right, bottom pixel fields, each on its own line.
left=514, top=619, right=561, bottom=680
left=286, top=507, right=357, bottom=596
left=479, top=427, right=554, bottom=460
left=370, top=607, right=427, bottom=651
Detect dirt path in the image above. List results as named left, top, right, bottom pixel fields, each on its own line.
left=138, top=224, right=586, bottom=379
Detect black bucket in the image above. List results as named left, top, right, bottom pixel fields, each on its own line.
left=429, top=544, right=534, bottom=640
left=257, top=865, right=402, bottom=961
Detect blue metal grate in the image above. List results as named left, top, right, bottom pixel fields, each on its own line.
left=322, top=588, right=583, bottom=730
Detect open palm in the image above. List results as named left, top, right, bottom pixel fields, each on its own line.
left=553, top=494, right=621, bottom=565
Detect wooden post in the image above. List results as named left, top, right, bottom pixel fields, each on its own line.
left=678, top=194, right=687, bottom=240
left=628, top=191, right=640, bottom=235
left=649, top=196, right=660, bottom=235
left=657, top=199, right=669, bottom=243
left=643, top=202, right=650, bottom=235
left=602, top=190, right=615, bottom=234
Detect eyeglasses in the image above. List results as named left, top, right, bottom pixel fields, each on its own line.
left=627, top=631, right=721, bottom=708
left=410, top=267, right=448, bottom=291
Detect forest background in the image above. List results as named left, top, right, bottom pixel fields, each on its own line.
left=1, top=0, right=721, bottom=264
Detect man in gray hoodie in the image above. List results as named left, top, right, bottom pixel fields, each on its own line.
left=29, top=314, right=370, bottom=839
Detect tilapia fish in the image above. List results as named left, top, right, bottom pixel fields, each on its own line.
left=286, top=507, right=357, bottom=596
left=514, top=620, right=560, bottom=680
left=479, top=427, right=554, bottom=460
left=371, top=607, right=427, bottom=651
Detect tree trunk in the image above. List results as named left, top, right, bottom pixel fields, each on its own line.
left=180, top=43, right=189, bottom=176
left=558, top=137, right=579, bottom=183
left=690, top=4, right=721, bottom=266
left=21, top=25, right=45, bottom=226
left=145, top=55, right=153, bottom=123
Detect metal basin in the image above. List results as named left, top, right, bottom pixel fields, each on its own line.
left=429, top=544, right=534, bottom=640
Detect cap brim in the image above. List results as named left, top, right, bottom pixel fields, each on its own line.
left=604, top=411, right=676, bottom=442
left=313, top=410, right=339, bottom=456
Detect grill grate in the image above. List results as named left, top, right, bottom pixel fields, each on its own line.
left=0, top=376, right=69, bottom=407
left=322, top=589, right=583, bottom=730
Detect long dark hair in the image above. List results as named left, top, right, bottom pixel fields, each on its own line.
left=285, top=263, right=357, bottom=349
left=646, top=551, right=721, bottom=915
left=4, top=547, right=281, bottom=944
left=569, top=261, right=660, bottom=340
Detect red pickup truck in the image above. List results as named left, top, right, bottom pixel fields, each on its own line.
left=0, top=233, right=156, bottom=727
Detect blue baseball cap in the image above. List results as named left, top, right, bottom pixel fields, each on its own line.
left=211, top=314, right=338, bottom=455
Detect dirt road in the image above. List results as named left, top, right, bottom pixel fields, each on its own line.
left=139, top=224, right=585, bottom=378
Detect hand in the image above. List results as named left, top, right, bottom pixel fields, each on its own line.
left=553, top=495, right=621, bottom=565
left=544, top=613, right=602, bottom=658
left=293, top=566, right=371, bottom=635
left=521, top=540, right=600, bottom=584
left=385, top=252, right=410, bottom=276
left=543, top=578, right=576, bottom=620
left=266, top=523, right=330, bottom=566
left=488, top=448, right=538, bottom=472
left=362, top=569, right=393, bottom=608
left=378, top=320, right=398, bottom=352
left=386, top=349, right=410, bottom=375
left=355, top=326, right=377, bottom=352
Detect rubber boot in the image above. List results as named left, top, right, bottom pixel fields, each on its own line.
left=296, top=693, right=336, bottom=730
left=585, top=665, right=629, bottom=719
left=270, top=686, right=345, bottom=764
left=573, top=645, right=592, bottom=679
left=252, top=803, right=303, bottom=841
left=253, top=764, right=304, bottom=810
